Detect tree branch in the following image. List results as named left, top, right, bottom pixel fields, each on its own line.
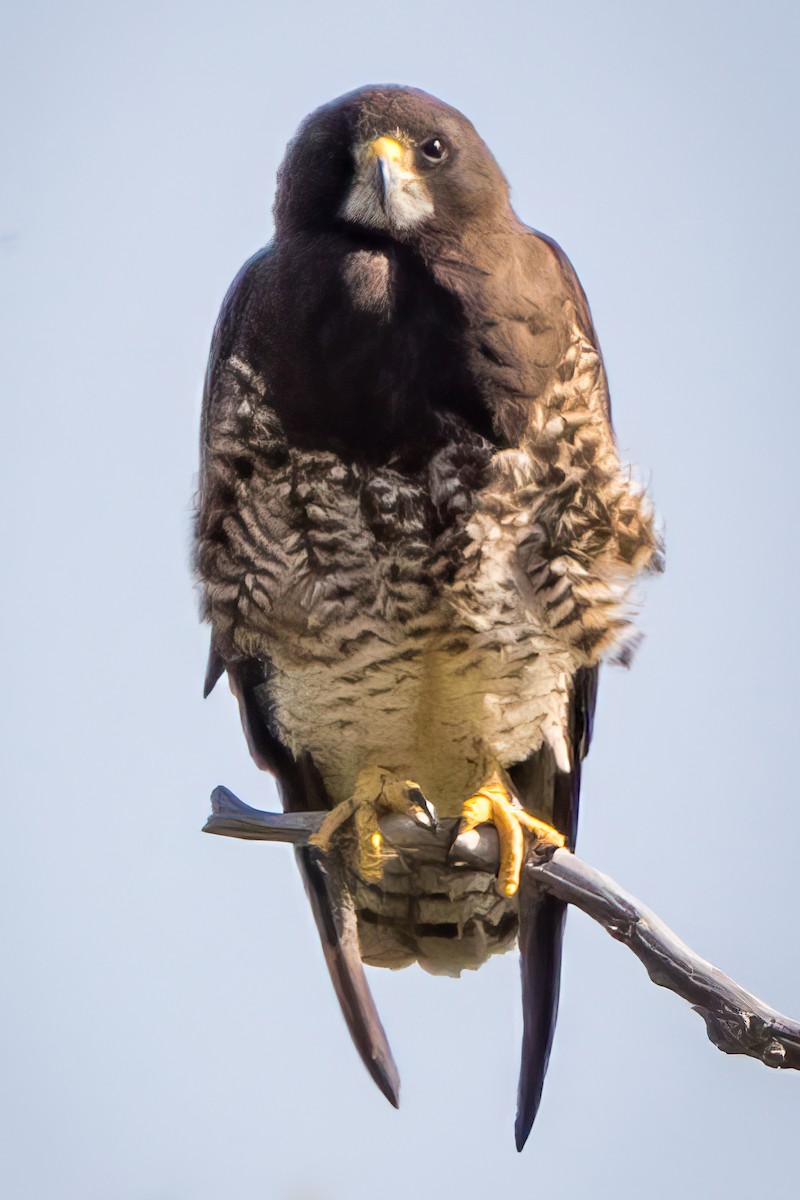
left=521, top=843, right=800, bottom=1070
left=204, top=785, right=800, bottom=1071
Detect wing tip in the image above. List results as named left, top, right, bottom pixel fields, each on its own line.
left=203, top=645, right=225, bottom=697
left=296, top=846, right=402, bottom=1111
left=514, top=1083, right=543, bottom=1151
left=374, top=1062, right=401, bottom=1109
left=515, top=879, right=566, bottom=1152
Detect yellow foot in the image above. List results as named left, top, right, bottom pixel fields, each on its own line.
left=458, top=775, right=566, bottom=898
left=309, top=766, right=437, bottom=883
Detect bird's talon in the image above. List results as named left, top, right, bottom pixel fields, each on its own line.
left=310, top=767, right=436, bottom=883
left=459, top=775, right=565, bottom=897
left=406, top=784, right=438, bottom=830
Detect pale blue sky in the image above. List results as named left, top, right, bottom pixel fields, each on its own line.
left=3, top=1, right=799, bottom=1197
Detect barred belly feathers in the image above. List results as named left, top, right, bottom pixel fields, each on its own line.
left=194, top=84, right=661, bottom=1137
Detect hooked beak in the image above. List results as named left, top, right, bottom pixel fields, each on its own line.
left=341, top=135, right=434, bottom=232
left=369, top=136, right=415, bottom=211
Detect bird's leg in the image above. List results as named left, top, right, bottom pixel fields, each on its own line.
left=457, top=774, right=566, bottom=897
left=310, top=766, right=437, bottom=883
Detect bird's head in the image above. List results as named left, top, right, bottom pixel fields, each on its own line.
left=273, top=85, right=510, bottom=244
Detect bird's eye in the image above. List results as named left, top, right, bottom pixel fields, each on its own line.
left=420, top=137, right=449, bottom=164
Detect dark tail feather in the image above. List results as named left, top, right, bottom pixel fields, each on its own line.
left=515, top=884, right=567, bottom=1150
left=295, top=844, right=401, bottom=1108
left=224, top=658, right=400, bottom=1105
left=513, top=669, right=597, bottom=1149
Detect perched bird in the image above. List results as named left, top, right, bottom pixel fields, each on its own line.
left=195, top=84, right=662, bottom=1147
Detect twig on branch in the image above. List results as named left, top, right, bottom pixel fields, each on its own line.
left=205, top=786, right=324, bottom=842
left=204, top=785, right=800, bottom=1072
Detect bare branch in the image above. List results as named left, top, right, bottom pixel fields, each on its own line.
left=522, top=844, right=800, bottom=1071
left=204, top=786, right=800, bottom=1071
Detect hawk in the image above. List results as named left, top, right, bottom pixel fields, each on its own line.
left=195, top=84, right=662, bottom=1147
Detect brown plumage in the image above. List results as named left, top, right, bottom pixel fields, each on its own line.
left=194, top=84, right=662, bottom=1146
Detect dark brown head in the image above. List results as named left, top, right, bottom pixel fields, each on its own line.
left=273, top=85, right=510, bottom=243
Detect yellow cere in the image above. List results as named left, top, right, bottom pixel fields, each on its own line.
left=369, top=136, right=406, bottom=166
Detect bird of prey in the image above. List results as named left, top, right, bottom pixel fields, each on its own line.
left=195, top=84, right=662, bottom=1148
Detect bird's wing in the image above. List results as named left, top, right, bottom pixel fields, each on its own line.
left=197, top=251, right=400, bottom=1105
left=500, top=233, right=628, bottom=1147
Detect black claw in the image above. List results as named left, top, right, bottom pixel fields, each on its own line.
left=447, top=825, right=488, bottom=870
left=447, top=819, right=467, bottom=861
left=407, top=786, right=438, bottom=831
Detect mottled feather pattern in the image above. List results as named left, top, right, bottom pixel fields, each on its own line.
left=461, top=309, right=663, bottom=667
left=197, top=357, right=490, bottom=662
left=194, top=87, right=662, bottom=975
left=355, top=857, right=518, bottom=975
left=195, top=337, right=658, bottom=972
